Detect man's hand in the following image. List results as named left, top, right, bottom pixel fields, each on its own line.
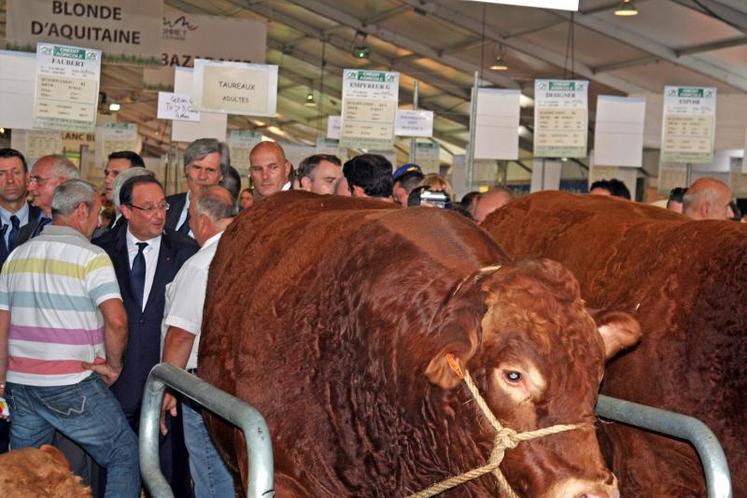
left=160, top=392, right=178, bottom=436
left=81, top=357, right=122, bottom=386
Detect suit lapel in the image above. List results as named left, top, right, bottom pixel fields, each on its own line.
left=113, top=229, right=137, bottom=305
left=144, top=234, right=174, bottom=312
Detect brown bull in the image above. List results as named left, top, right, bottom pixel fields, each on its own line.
left=482, top=191, right=746, bottom=497
left=200, top=191, right=638, bottom=497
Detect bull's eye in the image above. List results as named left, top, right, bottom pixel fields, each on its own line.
left=504, top=370, right=522, bottom=383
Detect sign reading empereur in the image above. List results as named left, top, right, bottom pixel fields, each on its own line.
left=34, top=42, right=101, bottom=132
left=341, top=69, right=399, bottom=150
left=533, top=79, right=588, bottom=158
left=661, top=86, right=716, bottom=164
left=6, top=0, right=162, bottom=64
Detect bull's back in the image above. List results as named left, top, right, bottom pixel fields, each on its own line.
left=200, top=191, right=508, bottom=492
left=482, top=191, right=747, bottom=496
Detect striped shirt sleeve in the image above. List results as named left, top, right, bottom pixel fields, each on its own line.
left=85, top=253, right=122, bottom=306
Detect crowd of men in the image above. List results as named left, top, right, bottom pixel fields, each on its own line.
left=0, top=137, right=739, bottom=497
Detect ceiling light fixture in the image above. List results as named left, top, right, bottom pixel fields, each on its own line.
left=352, top=31, right=370, bottom=60
left=305, top=90, right=316, bottom=107
left=614, top=0, right=638, bottom=16
left=490, top=56, right=508, bottom=71
left=108, top=102, right=121, bottom=112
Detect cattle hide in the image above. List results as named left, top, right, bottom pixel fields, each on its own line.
left=0, top=444, right=91, bottom=497
left=200, top=191, right=620, bottom=497
left=482, top=191, right=746, bottom=497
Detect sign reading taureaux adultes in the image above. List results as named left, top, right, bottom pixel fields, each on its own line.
left=6, top=0, right=162, bottom=64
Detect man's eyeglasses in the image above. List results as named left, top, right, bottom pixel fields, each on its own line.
left=127, top=201, right=169, bottom=215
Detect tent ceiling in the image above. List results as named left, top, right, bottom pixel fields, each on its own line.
left=1, top=0, right=746, bottom=161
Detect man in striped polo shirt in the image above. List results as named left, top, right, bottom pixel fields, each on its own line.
left=0, top=180, right=139, bottom=497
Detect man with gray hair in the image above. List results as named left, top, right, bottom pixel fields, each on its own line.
left=160, top=185, right=236, bottom=498
left=682, top=177, right=734, bottom=220
left=16, top=155, right=79, bottom=244
left=0, top=179, right=139, bottom=497
left=165, top=138, right=230, bottom=235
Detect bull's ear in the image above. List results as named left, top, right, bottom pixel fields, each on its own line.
left=592, top=310, right=641, bottom=360
left=425, top=343, right=476, bottom=389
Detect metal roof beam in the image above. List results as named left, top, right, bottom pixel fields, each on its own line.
left=285, top=0, right=521, bottom=89
left=397, top=0, right=648, bottom=95
left=591, top=55, right=659, bottom=74
left=675, top=36, right=747, bottom=56
left=548, top=9, right=747, bottom=90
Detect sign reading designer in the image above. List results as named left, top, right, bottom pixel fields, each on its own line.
left=193, top=59, right=278, bottom=117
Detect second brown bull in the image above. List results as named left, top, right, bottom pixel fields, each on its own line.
left=482, top=191, right=746, bottom=497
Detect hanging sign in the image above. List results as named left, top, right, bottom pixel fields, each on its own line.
left=474, top=88, right=521, bottom=160
left=0, top=50, right=36, bottom=130
left=660, top=86, right=716, bottom=164
left=226, top=130, right=262, bottom=176
left=340, top=69, right=399, bottom=150
left=415, top=142, right=440, bottom=175
left=193, top=59, right=278, bottom=117
left=94, top=123, right=139, bottom=169
left=33, top=42, right=101, bottom=132
left=533, top=79, right=588, bottom=158
left=144, top=10, right=267, bottom=89
left=594, top=95, right=646, bottom=167
left=171, top=67, right=226, bottom=143
left=6, top=0, right=161, bottom=64
left=157, top=92, right=200, bottom=121
left=326, top=115, right=342, bottom=139
left=395, top=109, right=434, bottom=137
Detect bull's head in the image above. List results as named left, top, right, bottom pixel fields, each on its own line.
left=425, top=259, right=640, bottom=498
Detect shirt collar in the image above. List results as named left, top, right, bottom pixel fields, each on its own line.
left=202, top=231, right=223, bottom=249
left=0, top=202, right=29, bottom=224
left=126, top=227, right=162, bottom=249
left=281, top=181, right=292, bottom=191
left=44, top=224, right=88, bottom=241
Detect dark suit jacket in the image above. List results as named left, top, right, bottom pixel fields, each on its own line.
left=93, top=227, right=198, bottom=422
left=164, top=192, right=188, bottom=232
left=2, top=204, right=43, bottom=264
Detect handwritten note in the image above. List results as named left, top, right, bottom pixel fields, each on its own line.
left=157, top=92, right=200, bottom=121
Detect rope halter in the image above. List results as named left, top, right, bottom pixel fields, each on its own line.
left=407, top=355, right=591, bottom=498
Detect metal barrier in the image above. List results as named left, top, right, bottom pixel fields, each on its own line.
left=138, top=363, right=275, bottom=498
left=596, top=394, right=732, bottom=498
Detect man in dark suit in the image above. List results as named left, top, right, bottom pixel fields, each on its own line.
left=16, top=155, right=79, bottom=246
left=0, top=149, right=42, bottom=269
left=94, top=175, right=197, bottom=495
left=96, top=151, right=145, bottom=236
left=0, top=148, right=43, bottom=453
left=165, top=138, right=229, bottom=236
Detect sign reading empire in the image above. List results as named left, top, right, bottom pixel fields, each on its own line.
left=6, top=0, right=162, bottom=64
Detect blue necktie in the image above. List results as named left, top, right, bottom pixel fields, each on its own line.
left=131, top=242, right=148, bottom=307
left=7, top=215, right=19, bottom=252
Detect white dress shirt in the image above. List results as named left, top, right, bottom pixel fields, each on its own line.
left=0, top=203, right=29, bottom=247
left=126, top=229, right=162, bottom=310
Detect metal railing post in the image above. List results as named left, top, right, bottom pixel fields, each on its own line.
left=596, top=395, right=732, bottom=498
left=139, top=363, right=275, bottom=498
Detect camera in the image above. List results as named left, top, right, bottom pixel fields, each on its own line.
left=408, top=186, right=452, bottom=209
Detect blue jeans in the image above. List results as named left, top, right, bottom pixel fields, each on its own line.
left=182, top=401, right=234, bottom=498
left=6, top=374, right=140, bottom=498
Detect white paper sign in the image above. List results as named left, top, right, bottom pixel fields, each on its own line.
left=534, top=79, right=588, bottom=158
left=474, top=88, right=521, bottom=160
left=34, top=43, right=101, bottom=132
left=340, top=69, right=399, bottom=150
left=661, top=86, right=716, bottom=164
left=10, top=129, right=63, bottom=165
left=0, top=50, right=36, bottom=129
left=157, top=92, right=200, bottom=121
left=95, top=123, right=139, bottom=169
left=594, top=96, right=646, bottom=167
left=530, top=159, right=562, bottom=192
left=193, top=59, right=278, bottom=117
left=327, top=116, right=341, bottom=139
left=395, top=109, right=434, bottom=137
left=171, top=67, right=226, bottom=143
left=226, top=130, right=262, bottom=175
left=414, top=142, right=440, bottom=175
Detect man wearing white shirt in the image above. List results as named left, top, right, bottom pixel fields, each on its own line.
left=160, top=185, right=235, bottom=498
left=94, top=175, right=197, bottom=495
left=0, top=149, right=40, bottom=271
left=249, top=141, right=292, bottom=200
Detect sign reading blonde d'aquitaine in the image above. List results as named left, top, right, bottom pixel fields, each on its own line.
left=6, top=0, right=162, bottom=64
